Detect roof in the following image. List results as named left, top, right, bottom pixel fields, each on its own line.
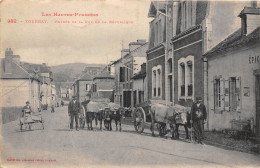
left=78, top=72, right=93, bottom=81
left=1, top=59, right=37, bottom=80
left=93, top=71, right=114, bottom=80
left=238, top=7, right=260, bottom=17
left=172, top=25, right=202, bottom=42
left=204, top=26, right=260, bottom=57
left=131, top=72, right=146, bottom=80
left=22, top=62, right=51, bottom=73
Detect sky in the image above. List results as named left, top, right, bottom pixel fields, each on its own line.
left=1, top=0, right=152, bottom=66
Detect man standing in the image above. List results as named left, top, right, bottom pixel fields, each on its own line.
left=191, top=97, right=207, bottom=144
left=68, top=96, right=80, bottom=131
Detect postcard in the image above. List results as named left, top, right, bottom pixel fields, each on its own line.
left=1, top=0, right=260, bottom=168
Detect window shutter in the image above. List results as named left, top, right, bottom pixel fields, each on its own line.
left=236, top=76, right=241, bottom=110
left=224, top=78, right=230, bottom=111
left=220, top=77, right=224, bottom=110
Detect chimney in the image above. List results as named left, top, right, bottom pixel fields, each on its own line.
left=239, top=5, right=260, bottom=36
left=13, top=55, right=20, bottom=64
left=4, top=48, right=13, bottom=74
left=121, top=49, right=129, bottom=58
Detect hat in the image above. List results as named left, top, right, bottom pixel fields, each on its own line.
left=196, top=97, right=202, bottom=100
left=26, top=101, right=30, bottom=104
left=72, top=95, right=76, bottom=98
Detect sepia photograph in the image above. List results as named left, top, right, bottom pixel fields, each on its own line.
left=0, top=0, right=260, bottom=167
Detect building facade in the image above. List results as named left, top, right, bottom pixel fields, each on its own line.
left=91, top=71, right=115, bottom=101
left=204, top=7, right=260, bottom=137
left=112, top=40, right=147, bottom=107
left=1, top=48, right=41, bottom=123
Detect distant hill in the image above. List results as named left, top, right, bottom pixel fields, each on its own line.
left=51, top=63, right=105, bottom=82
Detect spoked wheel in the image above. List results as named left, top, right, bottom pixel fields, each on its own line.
left=157, top=123, right=167, bottom=137
left=133, top=107, right=145, bottom=134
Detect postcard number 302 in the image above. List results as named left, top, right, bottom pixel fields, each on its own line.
left=7, top=19, right=17, bottom=23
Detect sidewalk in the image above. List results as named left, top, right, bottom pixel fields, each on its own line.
left=122, top=117, right=260, bottom=155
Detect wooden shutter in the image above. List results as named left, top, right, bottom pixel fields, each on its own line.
left=220, top=77, right=224, bottom=110
left=224, top=78, right=230, bottom=111
left=236, top=76, right=241, bottom=110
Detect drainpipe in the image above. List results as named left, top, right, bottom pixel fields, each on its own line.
left=203, top=57, right=209, bottom=130
left=165, top=0, right=169, bottom=106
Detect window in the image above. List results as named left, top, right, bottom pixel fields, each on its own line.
left=214, top=78, right=221, bottom=109
left=229, top=77, right=241, bottom=112
left=158, top=19, right=162, bottom=43
left=213, top=76, right=241, bottom=112
left=157, top=69, right=161, bottom=97
left=155, top=22, right=158, bottom=45
left=153, top=70, right=156, bottom=97
left=152, top=65, right=162, bottom=98
left=120, top=67, right=125, bottom=82
left=180, top=63, right=185, bottom=96
left=187, top=61, right=193, bottom=96
left=181, top=1, right=193, bottom=31
left=178, top=56, right=194, bottom=100
left=86, top=84, right=90, bottom=91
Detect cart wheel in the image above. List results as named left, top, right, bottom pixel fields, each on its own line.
left=133, top=107, right=145, bottom=134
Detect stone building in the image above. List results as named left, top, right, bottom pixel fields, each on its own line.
left=132, top=63, right=147, bottom=106
left=1, top=48, right=41, bottom=123
left=168, top=0, right=258, bottom=130
left=203, top=6, right=260, bottom=137
left=72, top=73, right=92, bottom=103
left=112, top=40, right=147, bottom=107
left=91, top=71, right=115, bottom=101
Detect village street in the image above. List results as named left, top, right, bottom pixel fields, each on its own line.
left=1, top=106, right=260, bottom=168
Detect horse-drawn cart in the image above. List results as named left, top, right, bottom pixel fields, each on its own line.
left=133, top=101, right=190, bottom=138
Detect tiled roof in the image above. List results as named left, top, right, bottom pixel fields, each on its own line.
left=78, top=72, right=93, bottom=81
left=93, top=71, right=114, bottom=80
left=22, top=62, right=51, bottom=73
left=1, top=59, right=33, bottom=79
left=204, top=26, right=260, bottom=57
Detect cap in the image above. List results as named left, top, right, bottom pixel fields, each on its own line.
left=26, top=101, right=30, bottom=104
left=196, top=97, right=202, bottom=100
